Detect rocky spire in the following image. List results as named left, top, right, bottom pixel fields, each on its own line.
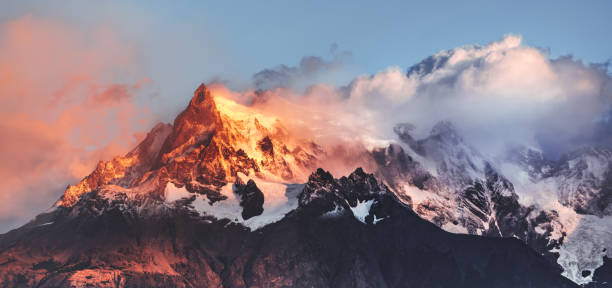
left=158, top=83, right=223, bottom=159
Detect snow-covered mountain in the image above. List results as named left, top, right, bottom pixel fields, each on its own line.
left=375, top=121, right=612, bottom=285
left=504, top=146, right=612, bottom=284
left=0, top=83, right=607, bottom=287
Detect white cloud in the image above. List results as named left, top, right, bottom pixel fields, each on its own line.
left=246, top=35, right=612, bottom=159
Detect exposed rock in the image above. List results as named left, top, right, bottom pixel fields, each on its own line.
left=234, top=178, right=264, bottom=220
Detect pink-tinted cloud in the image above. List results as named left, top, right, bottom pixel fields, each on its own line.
left=0, top=15, right=153, bottom=232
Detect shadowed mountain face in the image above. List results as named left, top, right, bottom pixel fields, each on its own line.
left=0, top=168, right=576, bottom=288
left=0, top=84, right=589, bottom=287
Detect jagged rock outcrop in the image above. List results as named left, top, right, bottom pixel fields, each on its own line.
left=234, top=178, right=264, bottom=220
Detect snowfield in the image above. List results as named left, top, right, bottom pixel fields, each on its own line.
left=164, top=177, right=304, bottom=230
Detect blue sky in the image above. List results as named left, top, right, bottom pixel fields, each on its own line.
left=3, top=0, right=611, bottom=119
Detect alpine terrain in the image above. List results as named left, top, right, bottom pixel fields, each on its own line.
left=0, top=84, right=607, bottom=287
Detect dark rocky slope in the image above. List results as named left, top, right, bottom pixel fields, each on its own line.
left=0, top=169, right=577, bottom=288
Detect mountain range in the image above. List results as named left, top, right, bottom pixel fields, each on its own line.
left=1, top=84, right=610, bottom=287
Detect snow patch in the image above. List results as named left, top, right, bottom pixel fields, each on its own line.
left=534, top=225, right=546, bottom=235
left=373, top=215, right=386, bottom=224
left=556, top=214, right=612, bottom=284
left=349, top=199, right=375, bottom=224
left=401, top=183, right=444, bottom=205
left=164, top=179, right=303, bottom=231
left=321, top=205, right=343, bottom=218
left=164, top=184, right=193, bottom=202
left=500, top=163, right=581, bottom=240
left=442, top=222, right=469, bottom=234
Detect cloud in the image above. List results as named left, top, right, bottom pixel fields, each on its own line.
left=397, top=35, right=611, bottom=157
left=252, top=45, right=351, bottom=91
left=240, top=35, right=612, bottom=161
left=0, top=15, right=153, bottom=232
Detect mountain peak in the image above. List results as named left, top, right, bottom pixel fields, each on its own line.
left=185, top=82, right=219, bottom=118
left=56, top=83, right=320, bottom=208
left=160, top=83, right=223, bottom=156
left=191, top=83, right=213, bottom=106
